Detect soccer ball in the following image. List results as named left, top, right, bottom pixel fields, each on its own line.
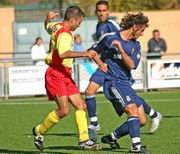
left=88, top=128, right=97, bottom=142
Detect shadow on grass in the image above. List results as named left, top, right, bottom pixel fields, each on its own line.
left=24, top=132, right=105, bottom=137
left=162, top=115, right=180, bottom=118
left=24, top=133, right=77, bottom=138
left=0, top=149, right=67, bottom=154
left=100, top=147, right=129, bottom=153
left=46, top=133, right=77, bottom=137
left=44, top=145, right=129, bottom=153
left=141, top=132, right=155, bottom=135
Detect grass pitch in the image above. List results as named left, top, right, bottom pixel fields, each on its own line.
left=0, top=90, right=180, bottom=154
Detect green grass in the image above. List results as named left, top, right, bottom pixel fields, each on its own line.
left=0, top=90, right=180, bottom=153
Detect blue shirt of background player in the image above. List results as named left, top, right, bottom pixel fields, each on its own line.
left=96, top=19, right=120, bottom=40
left=91, top=31, right=141, bottom=81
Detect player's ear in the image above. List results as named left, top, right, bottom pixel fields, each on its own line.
left=69, top=18, right=75, bottom=24
left=132, top=25, right=138, bottom=31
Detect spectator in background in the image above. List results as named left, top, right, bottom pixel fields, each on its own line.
left=147, top=29, right=167, bottom=59
left=73, top=34, right=88, bottom=63
left=74, top=34, right=84, bottom=52
left=31, top=37, right=47, bottom=65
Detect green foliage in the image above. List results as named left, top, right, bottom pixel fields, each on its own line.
left=109, top=0, right=179, bottom=12
left=0, top=0, right=10, bottom=6
left=1, top=0, right=180, bottom=16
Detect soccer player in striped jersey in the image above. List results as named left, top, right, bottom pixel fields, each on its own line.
left=32, top=6, right=101, bottom=151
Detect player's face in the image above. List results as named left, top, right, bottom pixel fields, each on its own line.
left=70, top=16, right=83, bottom=31
left=96, top=4, right=109, bottom=22
left=153, top=31, right=160, bottom=40
left=132, top=25, right=147, bottom=39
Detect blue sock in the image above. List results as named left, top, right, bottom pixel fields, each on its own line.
left=149, top=108, right=158, bottom=119
left=139, top=97, right=158, bottom=119
left=86, top=95, right=98, bottom=126
left=113, top=122, right=129, bottom=139
left=113, top=121, right=145, bottom=140
left=128, top=116, right=141, bottom=149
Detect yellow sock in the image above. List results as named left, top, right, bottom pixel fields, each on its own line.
left=36, top=110, right=59, bottom=135
left=75, top=110, right=89, bottom=142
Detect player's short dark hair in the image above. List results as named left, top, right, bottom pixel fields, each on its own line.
left=120, top=12, right=149, bottom=30
left=96, top=0, right=109, bottom=10
left=153, top=29, right=160, bottom=33
left=64, top=6, right=85, bottom=21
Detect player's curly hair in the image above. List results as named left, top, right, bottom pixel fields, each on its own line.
left=120, top=12, right=149, bottom=30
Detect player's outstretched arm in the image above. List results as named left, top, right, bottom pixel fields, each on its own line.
left=112, top=40, right=135, bottom=70
left=59, top=50, right=97, bottom=59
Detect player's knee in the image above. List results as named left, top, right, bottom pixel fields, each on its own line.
left=76, top=101, right=87, bottom=110
left=125, top=104, right=138, bottom=116
left=85, top=88, right=95, bottom=96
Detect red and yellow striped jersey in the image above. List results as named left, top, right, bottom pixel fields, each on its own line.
left=45, top=22, right=74, bottom=68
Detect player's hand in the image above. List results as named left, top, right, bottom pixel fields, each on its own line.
left=85, top=50, right=97, bottom=58
left=111, top=40, right=124, bottom=53
left=99, top=63, right=108, bottom=73
left=47, top=11, right=59, bottom=20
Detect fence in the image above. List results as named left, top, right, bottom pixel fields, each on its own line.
left=0, top=53, right=180, bottom=99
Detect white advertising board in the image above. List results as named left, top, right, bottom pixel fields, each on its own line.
left=8, top=65, right=48, bottom=96
left=131, top=61, right=144, bottom=90
left=147, top=60, right=180, bottom=88
left=78, top=63, right=102, bottom=92
left=78, top=61, right=144, bottom=92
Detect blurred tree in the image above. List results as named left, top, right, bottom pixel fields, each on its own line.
left=109, top=0, right=179, bottom=12
left=0, top=0, right=10, bottom=5
left=1, top=0, right=180, bottom=14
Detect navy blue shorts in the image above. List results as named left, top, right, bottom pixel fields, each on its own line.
left=103, top=79, right=143, bottom=116
left=89, top=69, right=106, bottom=86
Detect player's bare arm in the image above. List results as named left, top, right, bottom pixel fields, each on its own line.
left=112, top=40, right=135, bottom=70
left=59, top=50, right=97, bottom=59
left=89, top=51, right=108, bottom=73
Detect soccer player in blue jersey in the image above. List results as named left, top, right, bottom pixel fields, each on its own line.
left=86, top=0, right=120, bottom=131
left=86, top=0, right=162, bottom=133
left=94, top=1, right=120, bottom=41
left=90, top=12, right=151, bottom=153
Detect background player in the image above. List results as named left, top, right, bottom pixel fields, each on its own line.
left=85, top=0, right=120, bottom=131
left=32, top=6, right=101, bottom=151
left=85, top=0, right=162, bottom=133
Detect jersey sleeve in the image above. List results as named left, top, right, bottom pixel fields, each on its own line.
left=90, top=34, right=118, bottom=53
left=131, top=42, right=141, bottom=69
left=56, top=32, right=73, bottom=55
left=96, top=20, right=120, bottom=41
left=89, top=35, right=108, bottom=54
left=45, top=22, right=59, bottom=35
left=107, top=20, right=120, bottom=32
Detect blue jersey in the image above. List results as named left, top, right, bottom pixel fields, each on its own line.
left=91, top=32, right=141, bottom=80
left=96, top=20, right=120, bottom=41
